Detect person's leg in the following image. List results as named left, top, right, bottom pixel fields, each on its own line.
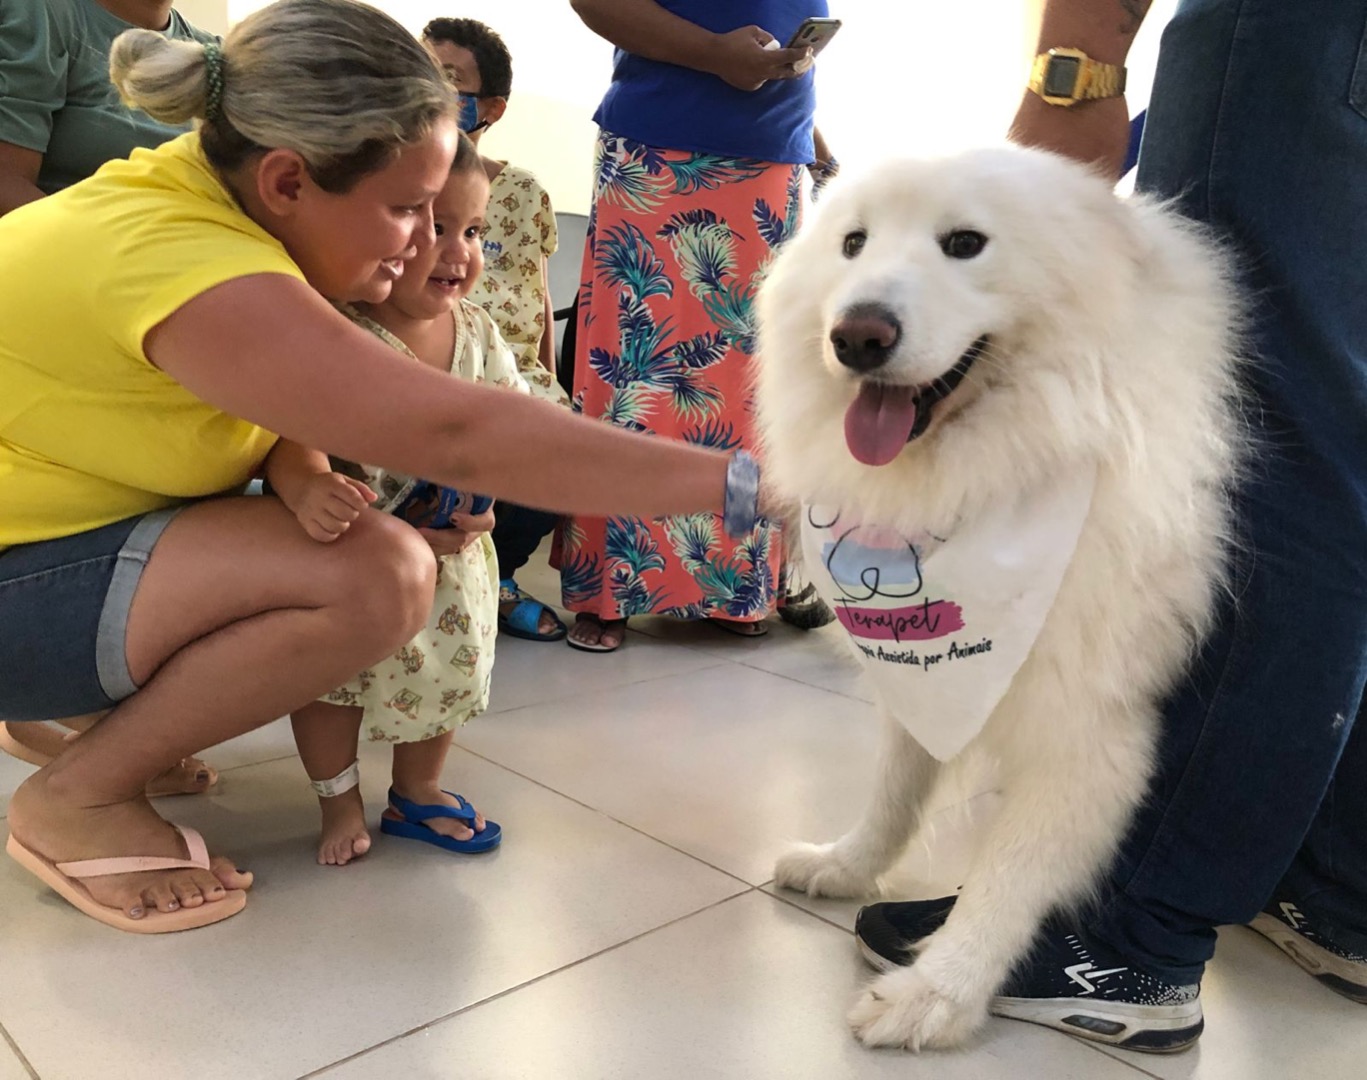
left=1279, top=694, right=1367, bottom=934
left=291, top=701, right=370, bottom=866
left=1, top=714, right=217, bottom=796
left=7, top=496, right=436, bottom=920
left=492, top=502, right=563, bottom=638
left=1087, top=0, right=1367, bottom=982
left=492, top=503, right=558, bottom=580
left=385, top=731, right=488, bottom=842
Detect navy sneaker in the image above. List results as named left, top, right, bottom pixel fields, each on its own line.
left=856, top=898, right=1203, bottom=1053
left=1249, top=891, right=1367, bottom=1004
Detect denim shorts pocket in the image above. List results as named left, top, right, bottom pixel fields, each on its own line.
left=1351, top=17, right=1367, bottom=119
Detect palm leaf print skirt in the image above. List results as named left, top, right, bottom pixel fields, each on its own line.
left=557, top=130, right=803, bottom=623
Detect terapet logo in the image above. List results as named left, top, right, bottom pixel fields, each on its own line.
left=812, top=509, right=964, bottom=643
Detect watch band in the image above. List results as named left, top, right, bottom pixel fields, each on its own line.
left=1029, top=47, right=1127, bottom=107
left=722, top=450, right=760, bottom=539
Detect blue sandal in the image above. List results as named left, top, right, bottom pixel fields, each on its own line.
left=498, top=578, right=567, bottom=642
left=379, top=787, right=502, bottom=853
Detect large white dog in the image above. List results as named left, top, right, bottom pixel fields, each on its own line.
left=755, top=148, right=1243, bottom=1051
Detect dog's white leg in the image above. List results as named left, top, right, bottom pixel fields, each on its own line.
left=774, top=710, right=940, bottom=899
left=848, top=695, right=1155, bottom=1050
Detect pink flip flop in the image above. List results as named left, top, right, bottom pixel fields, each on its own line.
left=0, top=722, right=49, bottom=767
left=5, top=825, right=247, bottom=934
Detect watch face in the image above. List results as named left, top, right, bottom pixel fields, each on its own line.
left=1044, top=55, right=1081, bottom=98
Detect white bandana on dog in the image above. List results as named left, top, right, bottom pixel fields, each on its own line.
left=801, top=466, right=1096, bottom=761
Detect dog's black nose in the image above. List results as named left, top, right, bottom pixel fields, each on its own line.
left=830, top=304, right=901, bottom=372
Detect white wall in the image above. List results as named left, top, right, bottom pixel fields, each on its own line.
left=175, top=0, right=229, bottom=35
left=220, top=1, right=1176, bottom=214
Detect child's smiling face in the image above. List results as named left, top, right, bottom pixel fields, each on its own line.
left=384, top=166, right=491, bottom=321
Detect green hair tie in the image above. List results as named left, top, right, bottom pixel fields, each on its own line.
left=202, top=41, right=225, bottom=122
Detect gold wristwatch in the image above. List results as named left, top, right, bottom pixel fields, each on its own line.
left=1028, top=47, right=1127, bottom=106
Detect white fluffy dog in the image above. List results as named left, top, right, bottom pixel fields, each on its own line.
left=755, top=148, right=1243, bottom=1051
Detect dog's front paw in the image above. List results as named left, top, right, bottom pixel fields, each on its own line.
left=772, top=841, right=882, bottom=899
left=848, top=965, right=988, bottom=1052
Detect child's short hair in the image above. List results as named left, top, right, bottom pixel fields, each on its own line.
left=423, top=18, right=512, bottom=99
left=451, top=129, right=482, bottom=178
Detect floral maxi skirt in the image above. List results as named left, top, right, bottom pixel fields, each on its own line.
left=558, top=130, right=802, bottom=624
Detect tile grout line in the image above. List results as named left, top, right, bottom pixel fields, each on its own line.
left=484, top=655, right=732, bottom=720
left=1082, top=1041, right=1171, bottom=1080
left=756, top=880, right=867, bottom=935
left=625, top=624, right=875, bottom=705
left=0, top=1021, right=39, bottom=1080
left=297, top=886, right=761, bottom=1080
left=452, top=742, right=759, bottom=889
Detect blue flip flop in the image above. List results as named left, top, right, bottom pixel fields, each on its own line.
left=498, top=578, right=568, bottom=642
left=380, top=787, right=502, bottom=853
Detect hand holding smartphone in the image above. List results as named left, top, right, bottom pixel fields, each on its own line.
left=785, top=17, right=842, bottom=56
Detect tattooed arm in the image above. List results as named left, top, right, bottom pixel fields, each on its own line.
left=1008, top=0, right=1154, bottom=177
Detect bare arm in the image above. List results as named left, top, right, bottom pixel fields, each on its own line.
left=569, top=0, right=808, bottom=91
left=1009, top=0, right=1153, bottom=177
left=144, top=275, right=731, bottom=519
left=0, top=141, right=45, bottom=215
left=262, top=438, right=378, bottom=543
left=538, top=254, right=556, bottom=375
left=261, top=439, right=332, bottom=510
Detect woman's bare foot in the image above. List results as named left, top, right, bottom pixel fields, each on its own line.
left=567, top=614, right=626, bottom=652
left=1, top=723, right=219, bottom=797
left=382, top=784, right=487, bottom=842
left=315, top=787, right=372, bottom=866
left=6, top=770, right=252, bottom=920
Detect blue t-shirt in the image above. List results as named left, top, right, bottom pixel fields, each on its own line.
left=593, top=1, right=827, bottom=164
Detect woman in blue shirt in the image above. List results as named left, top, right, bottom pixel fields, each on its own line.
left=561, top=0, right=834, bottom=651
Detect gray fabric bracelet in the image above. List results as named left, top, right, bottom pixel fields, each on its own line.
left=723, top=451, right=760, bottom=538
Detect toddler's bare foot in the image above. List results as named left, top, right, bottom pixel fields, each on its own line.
left=316, top=787, right=371, bottom=866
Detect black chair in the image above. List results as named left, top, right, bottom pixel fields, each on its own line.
left=548, top=211, right=588, bottom=401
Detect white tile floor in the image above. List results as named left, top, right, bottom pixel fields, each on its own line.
left=1, top=555, right=1363, bottom=1079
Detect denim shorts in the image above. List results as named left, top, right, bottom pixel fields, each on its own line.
left=0, top=508, right=184, bottom=722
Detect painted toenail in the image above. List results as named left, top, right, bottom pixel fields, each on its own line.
left=167, top=901, right=179, bottom=910
left=129, top=907, right=144, bottom=918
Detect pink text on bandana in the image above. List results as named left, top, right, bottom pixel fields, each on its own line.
left=834, top=598, right=964, bottom=642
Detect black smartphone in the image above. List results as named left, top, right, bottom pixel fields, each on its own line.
left=785, top=17, right=843, bottom=55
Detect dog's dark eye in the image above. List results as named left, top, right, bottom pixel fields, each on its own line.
left=941, top=230, right=988, bottom=259
left=842, top=230, right=867, bottom=258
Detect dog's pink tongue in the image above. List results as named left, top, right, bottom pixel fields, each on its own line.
left=844, top=383, right=918, bottom=466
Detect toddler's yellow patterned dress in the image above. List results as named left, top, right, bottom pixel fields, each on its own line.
left=322, top=302, right=529, bottom=743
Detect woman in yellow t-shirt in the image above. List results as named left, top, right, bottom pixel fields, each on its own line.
left=0, top=0, right=760, bottom=934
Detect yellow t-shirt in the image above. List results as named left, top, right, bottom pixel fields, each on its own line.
left=0, top=132, right=304, bottom=545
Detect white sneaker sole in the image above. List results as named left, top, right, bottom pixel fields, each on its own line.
left=1249, top=913, right=1367, bottom=1003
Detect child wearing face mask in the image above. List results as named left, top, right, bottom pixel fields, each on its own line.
left=264, top=132, right=525, bottom=865
left=422, top=17, right=573, bottom=646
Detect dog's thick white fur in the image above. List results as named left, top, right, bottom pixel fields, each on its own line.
left=755, top=148, right=1243, bottom=1051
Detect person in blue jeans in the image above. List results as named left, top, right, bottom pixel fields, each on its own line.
left=855, top=0, right=1367, bottom=1052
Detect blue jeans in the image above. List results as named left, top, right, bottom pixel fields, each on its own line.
left=1090, top=0, right=1367, bottom=983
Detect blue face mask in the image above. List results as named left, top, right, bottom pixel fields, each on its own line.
left=455, top=92, right=483, bottom=133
